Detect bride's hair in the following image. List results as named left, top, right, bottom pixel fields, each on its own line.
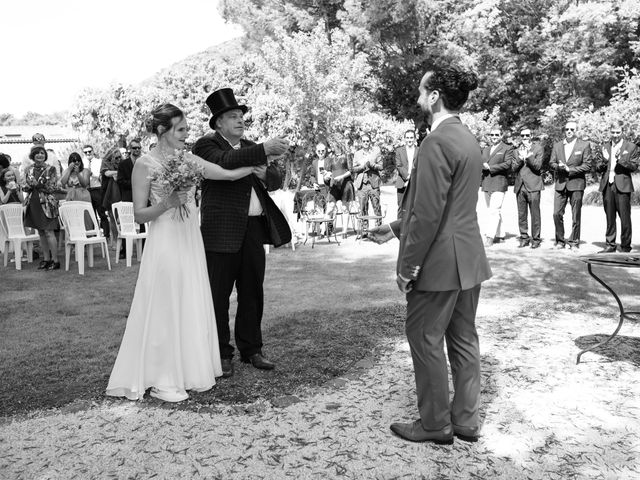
left=145, top=103, right=184, bottom=137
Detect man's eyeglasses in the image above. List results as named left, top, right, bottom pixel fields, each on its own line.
left=565, top=128, right=576, bottom=132
left=130, top=146, right=141, bottom=150
left=83, top=150, right=93, bottom=154
left=611, top=131, right=622, bottom=135
left=520, top=134, right=531, bottom=138
left=489, top=134, right=501, bottom=137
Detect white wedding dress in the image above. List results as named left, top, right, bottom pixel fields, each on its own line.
left=106, top=153, right=222, bottom=400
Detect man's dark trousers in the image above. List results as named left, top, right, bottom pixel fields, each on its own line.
left=603, top=182, right=632, bottom=250
left=516, top=188, right=541, bottom=243
left=205, top=216, right=268, bottom=360
left=553, top=189, right=583, bottom=246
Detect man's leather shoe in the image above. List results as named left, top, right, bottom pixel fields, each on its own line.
left=554, top=242, right=565, bottom=249
left=598, top=246, right=617, bottom=253
left=621, top=247, right=632, bottom=253
left=518, top=239, right=530, bottom=248
left=242, top=353, right=275, bottom=370
left=390, top=420, right=453, bottom=444
left=221, top=358, right=234, bottom=378
left=530, top=241, right=541, bottom=249
left=453, top=426, right=480, bottom=443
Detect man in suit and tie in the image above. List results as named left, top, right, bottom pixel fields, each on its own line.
left=513, top=128, right=544, bottom=248
left=481, top=127, right=514, bottom=246
left=193, top=88, right=291, bottom=378
left=549, top=120, right=592, bottom=250
left=353, top=134, right=383, bottom=235
left=595, top=120, right=639, bottom=253
left=368, top=64, right=492, bottom=444
left=394, top=129, right=418, bottom=210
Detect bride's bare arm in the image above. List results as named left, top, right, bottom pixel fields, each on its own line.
left=190, top=154, right=256, bottom=181
left=132, top=157, right=186, bottom=224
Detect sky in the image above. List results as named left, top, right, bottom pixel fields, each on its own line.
left=2, top=0, right=243, bottom=116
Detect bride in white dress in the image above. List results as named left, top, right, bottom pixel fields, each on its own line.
left=106, top=104, right=256, bottom=402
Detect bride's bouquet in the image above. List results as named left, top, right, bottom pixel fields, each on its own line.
left=149, top=148, right=205, bottom=221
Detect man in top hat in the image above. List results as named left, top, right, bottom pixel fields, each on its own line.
left=193, top=88, right=291, bottom=378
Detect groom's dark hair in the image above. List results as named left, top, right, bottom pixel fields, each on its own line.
left=424, top=64, right=478, bottom=111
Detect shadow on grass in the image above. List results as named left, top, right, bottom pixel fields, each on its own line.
left=0, top=304, right=405, bottom=416
left=574, top=335, right=640, bottom=366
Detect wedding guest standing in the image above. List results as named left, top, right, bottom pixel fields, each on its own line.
left=106, top=103, right=257, bottom=402
left=353, top=133, right=383, bottom=236
left=513, top=128, right=544, bottom=249
left=117, top=138, right=143, bottom=202
left=368, top=63, right=491, bottom=444
left=549, top=121, right=592, bottom=250
left=83, top=145, right=110, bottom=241
left=193, top=88, right=291, bottom=378
left=480, top=127, right=513, bottom=246
left=394, top=129, right=418, bottom=211
left=595, top=120, right=640, bottom=253
left=100, top=147, right=122, bottom=244
left=23, top=146, right=61, bottom=270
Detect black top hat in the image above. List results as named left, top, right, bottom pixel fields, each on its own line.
left=206, top=88, right=248, bottom=129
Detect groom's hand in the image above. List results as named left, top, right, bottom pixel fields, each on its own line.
left=367, top=224, right=394, bottom=244
left=264, top=137, right=290, bottom=156
left=396, top=274, right=413, bottom=293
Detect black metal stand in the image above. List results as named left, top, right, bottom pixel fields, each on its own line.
left=576, top=263, right=640, bottom=364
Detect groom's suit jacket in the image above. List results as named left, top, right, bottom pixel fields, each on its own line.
left=193, top=131, right=291, bottom=253
left=390, top=116, right=492, bottom=292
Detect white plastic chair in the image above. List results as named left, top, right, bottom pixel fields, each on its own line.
left=111, top=201, right=147, bottom=267
left=59, top=202, right=111, bottom=275
left=0, top=204, right=39, bottom=270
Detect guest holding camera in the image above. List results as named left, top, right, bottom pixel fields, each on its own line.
left=61, top=152, right=92, bottom=203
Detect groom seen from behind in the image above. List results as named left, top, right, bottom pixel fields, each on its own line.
left=369, top=63, right=492, bottom=444
left=193, top=88, right=291, bottom=378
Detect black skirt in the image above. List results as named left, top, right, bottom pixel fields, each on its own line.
left=24, top=193, right=59, bottom=231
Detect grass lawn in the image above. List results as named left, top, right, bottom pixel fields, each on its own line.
left=0, top=234, right=405, bottom=417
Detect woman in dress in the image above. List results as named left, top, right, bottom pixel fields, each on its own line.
left=61, top=152, right=92, bottom=203
left=23, top=146, right=61, bottom=271
left=106, top=103, right=258, bottom=402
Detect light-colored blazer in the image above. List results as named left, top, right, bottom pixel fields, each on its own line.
left=391, top=117, right=492, bottom=292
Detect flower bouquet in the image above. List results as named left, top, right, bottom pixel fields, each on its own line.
left=149, top=149, right=204, bottom=221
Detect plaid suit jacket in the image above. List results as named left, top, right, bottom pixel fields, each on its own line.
left=193, top=132, right=292, bottom=253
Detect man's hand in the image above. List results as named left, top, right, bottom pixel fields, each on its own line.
left=483, top=162, right=490, bottom=170
left=367, top=223, right=395, bottom=244
left=253, top=165, right=267, bottom=181
left=264, top=137, right=290, bottom=156
left=396, top=274, right=413, bottom=293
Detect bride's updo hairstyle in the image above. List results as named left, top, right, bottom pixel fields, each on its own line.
left=424, top=64, right=478, bottom=111
left=145, top=103, right=184, bottom=138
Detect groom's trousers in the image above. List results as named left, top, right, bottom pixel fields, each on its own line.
left=206, top=216, right=268, bottom=360
left=405, top=284, right=481, bottom=434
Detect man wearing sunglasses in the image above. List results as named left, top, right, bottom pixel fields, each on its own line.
left=549, top=121, right=592, bottom=250
left=595, top=121, right=639, bottom=253
left=480, top=127, right=514, bottom=247
left=513, top=129, right=544, bottom=248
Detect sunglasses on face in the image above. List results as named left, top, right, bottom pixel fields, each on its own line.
left=565, top=128, right=575, bottom=132
left=521, top=134, right=531, bottom=138
left=611, top=131, right=622, bottom=135
left=83, top=150, right=92, bottom=154
left=130, top=146, right=141, bottom=150
left=489, top=134, right=501, bottom=137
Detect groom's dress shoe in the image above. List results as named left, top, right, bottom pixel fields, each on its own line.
left=453, top=426, right=480, bottom=443
left=221, top=358, right=234, bottom=378
left=390, top=420, right=453, bottom=444
left=242, top=353, right=275, bottom=370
